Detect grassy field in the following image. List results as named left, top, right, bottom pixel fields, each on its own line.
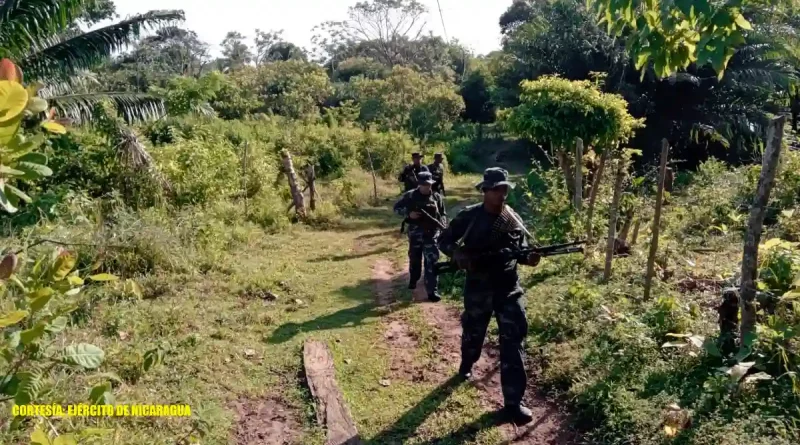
left=2, top=174, right=536, bottom=444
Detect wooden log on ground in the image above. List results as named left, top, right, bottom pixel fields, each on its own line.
left=281, top=150, right=306, bottom=218
left=644, top=139, right=670, bottom=299
left=303, top=340, right=361, bottom=445
left=740, top=116, right=786, bottom=339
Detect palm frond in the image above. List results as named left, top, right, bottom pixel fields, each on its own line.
left=45, top=92, right=165, bottom=125
left=19, top=9, right=185, bottom=82
left=0, top=0, right=88, bottom=59
left=36, top=71, right=100, bottom=97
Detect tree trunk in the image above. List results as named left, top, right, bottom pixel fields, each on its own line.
left=365, top=147, right=379, bottom=204
left=574, top=138, right=584, bottom=210
left=281, top=150, right=306, bottom=218
left=631, top=218, right=641, bottom=244
left=718, top=288, right=740, bottom=355
left=306, top=164, right=317, bottom=212
left=619, top=209, right=634, bottom=243
left=557, top=150, right=575, bottom=197
left=604, top=159, right=626, bottom=282
left=740, top=116, right=786, bottom=339
left=585, top=149, right=608, bottom=242
left=644, top=139, right=671, bottom=300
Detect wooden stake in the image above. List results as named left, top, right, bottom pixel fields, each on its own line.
left=365, top=147, right=378, bottom=204
left=740, top=116, right=786, bottom=339
left=644, top=139, right=670, bottom=299
left=281, top=150, right=306, bottom=218
left=306, top=164, right=317, bottom=212
left=241, top=142, right=249, bottom=218
left=631, top=218, right=641, bottom=244
left=604, top=159, right=625, bottom=282
left=585, top=149, right=608, bottom=242
left=574, top=138, right=583, bottom=210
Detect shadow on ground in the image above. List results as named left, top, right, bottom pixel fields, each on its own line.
left=308, top=246, right=394, bottom=263
left=265, top=274, right=410, bottom=344
left=366, top=376, right=473, bottom=445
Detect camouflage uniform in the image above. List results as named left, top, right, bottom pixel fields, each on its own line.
left=427, top=154, right=446, bottom=196
left=437, top=176, right=534, bottom=409
left=393, top=174, right=446, bottom=298
left=398, top=163, right=429, bottom=193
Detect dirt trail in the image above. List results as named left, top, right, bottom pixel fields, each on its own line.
left=371, top=254, right=577, bottom=444
left=230, top=396, right=302, bottom=445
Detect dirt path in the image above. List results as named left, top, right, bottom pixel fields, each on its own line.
left=372, top=252, right=577, bottom=444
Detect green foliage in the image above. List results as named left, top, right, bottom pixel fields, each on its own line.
left=345, top=66, right=465, bottom=140
left=152, top=72, right=224, bottom=117
left=523, top=161, right=580, bottom=243
left=588, top=0, right=754, bottom=79
left=502, top=75, right=643, bottom=151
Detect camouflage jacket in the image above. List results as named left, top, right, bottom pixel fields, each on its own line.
left=398, top=164, right=429, bottom=192
left=427, top=162, right=445, bottom=193
left=393, top=189, right=446, bottom=235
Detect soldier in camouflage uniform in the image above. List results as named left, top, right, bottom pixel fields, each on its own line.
left=393, top=171, right=446, bottom=302
left=398, top=152, right=429, bottom=193
left=427, top=153, right=446, bottom=196
left=438, top=167, right=540, bottom=425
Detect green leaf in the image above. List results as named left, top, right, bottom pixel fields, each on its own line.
left=52, top=254, right=76, bottom=281
left=20, top=322, right=46, bottom=345
left=45, top=316, right=68, bottom=334
left=143, top=347, right=166, bottom=372
left=16, top=152, right=47, bottom=165
left=88, top=273, right=118, bottom=282
left=30, top=427, right=51, bottom=445
left=0, top=186, right=18, bottom=213
left=89, top=382, right=114, bottom=405
left=15, top=369, right=44, bottom=404
left=734, top=13, right=752, bottom=30
left=15, top=161, right=53, bottom=180
left=0, top=165, right=24, bottom=176
left=0, top=310, right=27, bottom=328
left=67, top=275, right=84, bottom=286
left=53, top=435, right=77, bottom=445
left=30, top=289, right=55, bottom=313
left=4, top=184, right=30, bottom=203
left=61, top=343, right=105, bottom=369
left=702, top=338, right=722, bottom=357
left=0, top=115, right=21, bottom=145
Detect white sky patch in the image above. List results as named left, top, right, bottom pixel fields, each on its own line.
left=101, top=0, right=511, bottom=57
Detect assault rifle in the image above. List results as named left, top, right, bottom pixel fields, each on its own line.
left=434, top=240, right=586, bottom=275
left=400, top=207, right=446, bottom=234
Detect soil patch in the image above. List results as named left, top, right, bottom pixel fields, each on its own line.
left=372, top=258, right=398, bottom=306
left=383, top=315, right=426, bottom=382
left=230, top=396, right=302, bottom=445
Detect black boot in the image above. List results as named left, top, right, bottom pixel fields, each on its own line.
left=458, top=361, right=473, bottom=379
left=428, top=292, right=441, bottom=302
left=408, top=280, right=417, bottom=290
left=502, top=405, right=534, bottom=425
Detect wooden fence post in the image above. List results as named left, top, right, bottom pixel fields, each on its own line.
left=603, top=159, right=625, bottom=281
left=644, top=139, right=670, bottom=299
left=585, top=149, right=608, bottom=242
left=574, top=138, right=584, bottom=210
left=281, top=149, right=306, bottom=218
left=631, top=218, right=641, bottom=244
left=740, top=116, right=786, bottom=339
left=241, top=142, right=249, bottom=218
left=365, top=147, right=379, bottom=204
left=306, top=164, right=317, bottom=212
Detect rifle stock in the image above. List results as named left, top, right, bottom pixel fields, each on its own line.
left=434, top=241, right=586, bottom=275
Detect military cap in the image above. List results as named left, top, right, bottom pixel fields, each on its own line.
left=417, top=171, right=436, bottom=185
left=476, top=167, right=515, bottom=190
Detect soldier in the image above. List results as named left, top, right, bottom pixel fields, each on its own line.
left=393, top=171, right=446, bottom=302
left=437, top=167, right=540, bottom=425
left=398, top=152, right=429, bottom=193
left=428, top=153, right=446, bottom=196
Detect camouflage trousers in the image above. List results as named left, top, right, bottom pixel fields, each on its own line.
left=407, top=226, right=440, bottom=296
left=461, top=285, right=528, bottom=406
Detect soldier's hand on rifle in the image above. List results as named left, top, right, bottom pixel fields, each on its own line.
left=526, top=252, right=541, bottom=267
left=409, top=211, right=421, bottom=220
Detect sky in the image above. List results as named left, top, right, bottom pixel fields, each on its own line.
left=106, top=0, right=512, bottom=57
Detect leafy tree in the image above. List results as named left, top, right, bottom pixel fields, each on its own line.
left=502, top=75, right=643, bottom=187
left=588, top=0, right=756, bottom=79
left=254, top=29, right=307, bottom=64
left=220, top=31, right=253, bottom=72
left=332, top=56, right=388, bottom=82
left=313, top=0, right=427, bottom=68
left=346, top=66, right=465, bottom=140
left=459, top=64, right=496, bottom=137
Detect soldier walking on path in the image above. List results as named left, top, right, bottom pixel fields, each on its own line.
left=398, top=152, right=429, bottom=193
left=437, top=167, right=540, bottom=425
left=393, top=171, right=446, bottom=302
left=428, top=153, right=446, bottom=196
